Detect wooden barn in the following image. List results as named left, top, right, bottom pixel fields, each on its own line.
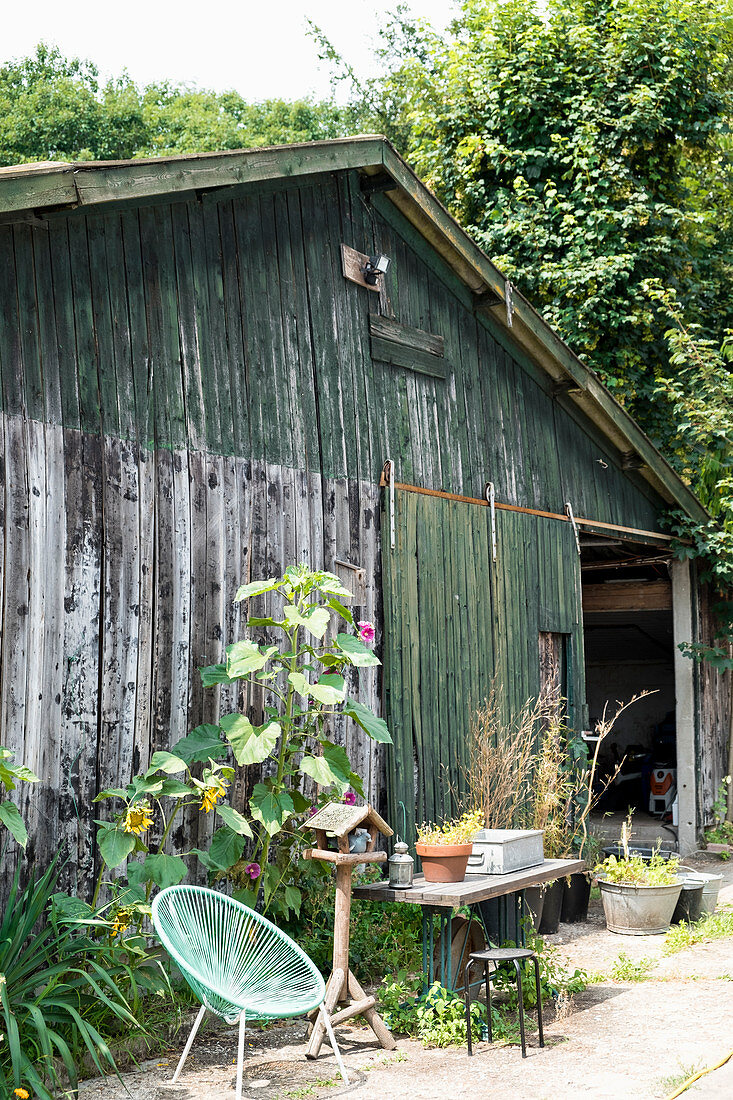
left=0, top=136, right=728, bottom=891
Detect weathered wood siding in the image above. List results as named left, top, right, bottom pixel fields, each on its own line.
left=0, top=166, right=705, bottom=887
left=382, top=489, right=585, bottom=844
left=695, top=578, right=732, bottom=824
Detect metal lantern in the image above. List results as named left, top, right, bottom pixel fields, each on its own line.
left=388, top=836, right=414, bottom=889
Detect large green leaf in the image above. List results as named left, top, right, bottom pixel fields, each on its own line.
left=169, top=724, right=226, bottom=765
left=0, top=800, right=28, bottom=848
left=220, top=713, right=280, bottom=766
left=283, top=604, right=331, bottom=639
left=0, top=760, right=39, bottom=790
left=234, top=578, right=281, bottom=602
left=208, top=826, right=246, bottom=869
left=159, top=779, right=193, bottom=798
left=199, top=663, right=233, bottom=687
left=335, top=632, right=381, bottom=667
left=143, top=852, right=187, bottom=889
left=310, top=673, right=346, bottom=705
left=316, top=572, right=353, bottom=597
left=343, top=698, right=393, bottom=744
left=249, top=784, right=294, bottom=837
left=327, top=597, right=354, bottom=625
left=216, top=803, right=253, bottom=837
left=98, top=827, right=136, bottom=869
left=299, top=740, right=352, bottom=791
left=287, top=671, right=311, bottom=697
left=226, top=640, right=276, bottom=678
left=147, top=751, right=187, bottom=775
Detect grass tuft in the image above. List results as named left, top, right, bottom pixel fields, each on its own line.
left=663, top=906, right=733, bottom=955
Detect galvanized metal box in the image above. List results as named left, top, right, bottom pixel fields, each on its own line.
left=466, top=829, right=544, bottom=875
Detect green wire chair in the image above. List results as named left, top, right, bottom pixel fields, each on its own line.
left=152, top=885, right=348, bottom=1097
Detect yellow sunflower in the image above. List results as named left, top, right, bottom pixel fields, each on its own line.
left=122, top=801, right=154, bottom=836
left=110, top=908, right=132, bottom=938
left=200, top=775, right=229, bottom=813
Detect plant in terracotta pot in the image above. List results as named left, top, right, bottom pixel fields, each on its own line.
left=595, top=819, right=682, bottom=935
left=415, top=810, right=483, bottom=883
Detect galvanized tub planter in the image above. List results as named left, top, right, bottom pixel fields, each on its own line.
left=598, top=878, right=683, bottom=935
left=678, top=867, right=724, bottom=915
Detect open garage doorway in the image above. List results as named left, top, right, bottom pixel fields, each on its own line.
left=581, top=536, right=681, bottom=851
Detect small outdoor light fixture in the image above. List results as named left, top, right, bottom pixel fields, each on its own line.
left=388, top=836, right=414, bottom=889
left=363, top=253, right=390, bottom=285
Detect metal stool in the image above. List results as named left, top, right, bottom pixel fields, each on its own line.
left=464, top=947, right=545, bottom=1057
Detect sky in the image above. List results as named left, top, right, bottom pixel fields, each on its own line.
left=2, top=1, right=461, bottom=101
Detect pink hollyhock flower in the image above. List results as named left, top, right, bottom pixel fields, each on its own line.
left=245, top=862, right=261, bottom=880
left=357, top=620, right=375, bottom=644
left=344, top=791, right=357, bottom=805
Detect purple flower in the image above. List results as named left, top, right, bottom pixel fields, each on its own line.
left=245, top=862, right=261, bottom=881
left=344, top=791, right=357, bottom=806
left=357, top=620, right=375, bottom=644
left=308, top=804, right=318, bottom=817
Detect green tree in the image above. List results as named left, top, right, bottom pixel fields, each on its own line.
left=0, top=42, right=350, bottom=166
left=332, top=0, right=733, bottom=462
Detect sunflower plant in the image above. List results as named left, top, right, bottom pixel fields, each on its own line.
left=93, top=565, right=391, bottom=923
left=92, top=755, right=238, bottom=935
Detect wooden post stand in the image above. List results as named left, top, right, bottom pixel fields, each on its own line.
left=301, top=803, right=396, bottom=1059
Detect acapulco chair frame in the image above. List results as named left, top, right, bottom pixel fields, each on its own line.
left=152, top=885, right=349, bottom=1097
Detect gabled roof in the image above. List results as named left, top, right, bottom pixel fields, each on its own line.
left=0, top=135, right=706, bottom=522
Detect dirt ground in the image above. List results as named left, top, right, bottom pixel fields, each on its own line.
left=79, top=855, right=733, bottom=1100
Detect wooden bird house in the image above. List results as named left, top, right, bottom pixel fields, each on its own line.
left=301, top=803, right=395, bottom=1058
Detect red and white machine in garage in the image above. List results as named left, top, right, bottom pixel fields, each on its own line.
left=649, top=768, right=677, bottom=816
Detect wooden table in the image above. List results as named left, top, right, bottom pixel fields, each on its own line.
left=354, top=858, right=584, bottom=991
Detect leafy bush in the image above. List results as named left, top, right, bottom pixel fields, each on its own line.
left=0, top=857, right=166, bottom=1099
left=378, top=977, right=491, bottom=1047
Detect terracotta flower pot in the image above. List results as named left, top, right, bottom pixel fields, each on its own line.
left=416, top=841, right=473, bottom=882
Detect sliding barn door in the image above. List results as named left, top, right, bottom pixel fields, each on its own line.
left=381, top=486, right=585, bottom=841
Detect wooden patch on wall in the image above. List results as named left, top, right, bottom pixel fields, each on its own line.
left=368, top=314, right=448, bottom=379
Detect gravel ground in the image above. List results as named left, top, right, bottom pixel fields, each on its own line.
left=78, top=854, right=733, bottom=1100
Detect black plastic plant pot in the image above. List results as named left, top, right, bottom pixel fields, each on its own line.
left=524, top=885, right=545, bottom=931
left=538, top=879, right=564, bottom=934
left=561, top=872, right=591, bottom=923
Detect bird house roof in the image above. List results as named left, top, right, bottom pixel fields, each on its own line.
left=302, top=801, right=393, bottom=839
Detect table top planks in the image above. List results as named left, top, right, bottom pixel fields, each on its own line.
left=352, top=858, right=585, bottom=908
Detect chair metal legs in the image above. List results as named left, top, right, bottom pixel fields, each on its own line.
left=319, top=1003, right=350, bottom=1085
left=235, top=1009, right=247, bottom=1100
left=464, top=953, right=544, bottom=1058
left=171, top=1003, right=206, bottom=1083
left=533, top=956, right=545, bottom=1049
left=171, top=1000, right=350, bottom=1094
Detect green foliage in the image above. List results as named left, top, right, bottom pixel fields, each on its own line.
left=0, top=856, right=166, bottom=1099
left=281, top=862, right=423, bottom=982
left=416, top=809, right=483, bottom=845
left=597, top=851, right=680, bottom=886
left=0, top=746, right=39, bottom=849
left=608, top=951, right=656, bottom=982
left=352, top=0, right=733, bottom=451
left=0, top=42, right=351, bottom=166
left=378, top=977, right=490, bottom=1047
left=663, top=905, right=733, bottom=953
